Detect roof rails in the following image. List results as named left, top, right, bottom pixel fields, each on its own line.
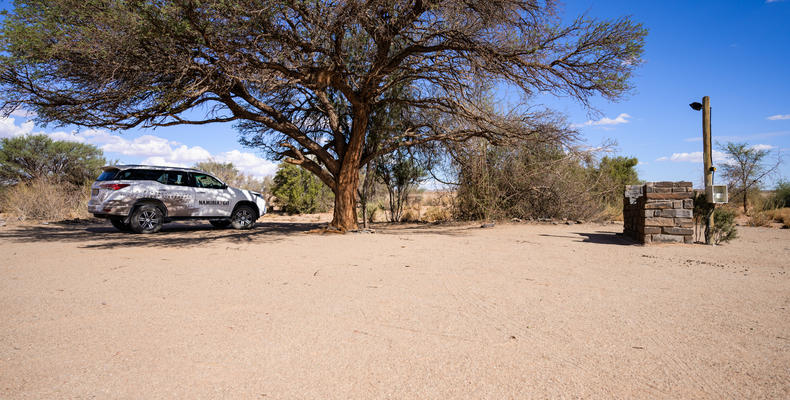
left=101, top=164, right=205, bottom=173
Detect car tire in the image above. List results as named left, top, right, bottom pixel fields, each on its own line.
left=129, top=204, right=164, bottom=234
left=110, top=217, right=131, bottom=232
left=209, top=219, right=231, bottom=228
left=231, top=205, right=256, bottom=230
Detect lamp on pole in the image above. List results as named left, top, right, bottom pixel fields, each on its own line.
left=689, top=96, right=714, bottom=244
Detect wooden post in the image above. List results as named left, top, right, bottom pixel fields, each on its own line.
left=702, top=96, right=714, bottom=244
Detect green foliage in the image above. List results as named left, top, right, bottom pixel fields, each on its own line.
left=765, top=180, right=790, bottom=209
left=712, top=208, right=738, bottom=244
left=272, top=163, right=333, bottom=215
left=692, top=193, right=738, bottom=244
left=0, top=134, right=105, bottom=185
left=596, top=156, right=640, bottom=205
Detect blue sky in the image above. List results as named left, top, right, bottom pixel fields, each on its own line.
left=1, top=0, right=789, bottom=187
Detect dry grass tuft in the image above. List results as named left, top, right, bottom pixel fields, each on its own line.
left=0, top=178, right=91, bottom=221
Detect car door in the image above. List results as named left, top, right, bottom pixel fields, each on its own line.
left=191, top=172, right=233, bottom=217
left=160, top=170, right=196, bottom=217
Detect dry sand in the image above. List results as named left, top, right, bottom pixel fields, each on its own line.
left=1, top=216, right=788, bottom=399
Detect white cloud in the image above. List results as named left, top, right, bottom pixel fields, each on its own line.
left=0, top=117, right=36, bottom=138
left=0, top=116, right=277, bottom=178
left=215, top=150, right=278, bottom=178
left=750, top=144, right=775, bottom=151
left=572, top=113, right=631, bottom=128
left=101, top=134, right=175, bottom=157
left=656, top=150, right=728, bottom=163
left=767, top=114, right=790, bottom=120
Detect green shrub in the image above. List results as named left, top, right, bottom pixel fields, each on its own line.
left=271, top=163, right=333, bottom=214
left=765, top=181, right=790, bottom=209
left=693, top=193, right=738, bottom=244
left=712, top=208, right=738, bottom=244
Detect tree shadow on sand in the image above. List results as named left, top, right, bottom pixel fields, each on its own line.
left=0, top=221, right=326, bottom=250
left=538, top=231, right=639, bottom=246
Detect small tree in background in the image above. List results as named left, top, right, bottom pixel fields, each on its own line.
left=0, top=134, right=105, bottom=185
left=272, top=163, right=333, bottom=215
left=719, top=142, right=781, bottom=214
left=596, top=156, right=640, bottom=206
left=375, top=150, right=427, bottom=222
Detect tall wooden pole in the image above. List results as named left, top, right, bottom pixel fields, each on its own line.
left=702, top=96, right=714, bottom=244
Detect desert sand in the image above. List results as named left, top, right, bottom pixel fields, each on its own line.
left=1, top=216, right=789, bottom=399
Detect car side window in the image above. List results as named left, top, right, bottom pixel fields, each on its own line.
left=117, top=169, right=167, bottom=182
left=166, top=172, right=189, bottom=186
left=192, top=173, right=224, bottom=189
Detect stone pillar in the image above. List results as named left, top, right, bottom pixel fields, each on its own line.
left=623, top=181, right=694, bottom=244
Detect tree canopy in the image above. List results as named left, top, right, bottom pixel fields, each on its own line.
left=0, top=134, right=106, bottom=185
left=0, top=0, right=646, bottom=229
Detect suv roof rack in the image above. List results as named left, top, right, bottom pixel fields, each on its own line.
left=102, top=164, right=205, bottom=173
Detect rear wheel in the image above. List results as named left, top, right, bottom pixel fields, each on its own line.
left=129, top=204, right=164, bottom=234
left=110, top=217, right=130, bottom=232
left=209, top=219, right=231, bottom=228
left=231, top=205, right=256, bottom=230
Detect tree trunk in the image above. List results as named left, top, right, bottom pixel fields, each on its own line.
left=329, top=105, right=368, bottom=231
left=331, top=165, right=360, bottom=231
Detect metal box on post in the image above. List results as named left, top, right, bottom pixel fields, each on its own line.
left=706, top=185, right=728, bottom=204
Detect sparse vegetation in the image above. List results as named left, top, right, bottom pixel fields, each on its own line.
left=0, top=135, right=106, bottom=220
left=719, top=142, right=781, bottom=214
left=450, top=139, right=639, bottom=222
left=375, top=150, right=427, bottom=222
left=0, top=178, right=91, bottom=220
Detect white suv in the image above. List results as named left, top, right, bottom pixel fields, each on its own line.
left=88, top=165, right=267, bottom=233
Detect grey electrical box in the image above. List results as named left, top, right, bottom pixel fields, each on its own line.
left=706, top=185, right=728, bottom=204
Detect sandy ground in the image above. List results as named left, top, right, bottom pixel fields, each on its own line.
left=1, top=216, right=789, bottom=399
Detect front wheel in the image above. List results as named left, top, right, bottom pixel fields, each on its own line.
left=129, top=204, right=164, bottom=234
left=231, top=205, right=256, bottom=230
left=110, top=217, right=131, bottom=232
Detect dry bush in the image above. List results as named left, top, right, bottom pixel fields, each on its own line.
left=761, top=207, right=790, bottom=228
left=1, top=178, right=91, bottom=220
left=452, top=142, right=618, bottom=221
left=400, top=208, right=421, bottom=222
left=423, top=206, right=452, bottom=222
left=747, top=211, right=773, bottom=227
left=598, top=204, right=624, bottom=222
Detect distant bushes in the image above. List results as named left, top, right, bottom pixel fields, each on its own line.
left=0, top=135, right=105, bottom=220
left=450, top=140, right=639, bottom=221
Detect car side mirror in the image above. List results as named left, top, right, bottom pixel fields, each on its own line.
left=221, top=184, right=228, bottom=190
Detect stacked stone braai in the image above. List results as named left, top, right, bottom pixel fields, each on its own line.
left=623, top=181, right=694, bottom=244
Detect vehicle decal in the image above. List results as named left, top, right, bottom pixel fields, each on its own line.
left=198, top=200, right=230, bottom=206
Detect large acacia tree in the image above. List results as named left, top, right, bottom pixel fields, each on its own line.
left=0, top=0, right=646, bottom=230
